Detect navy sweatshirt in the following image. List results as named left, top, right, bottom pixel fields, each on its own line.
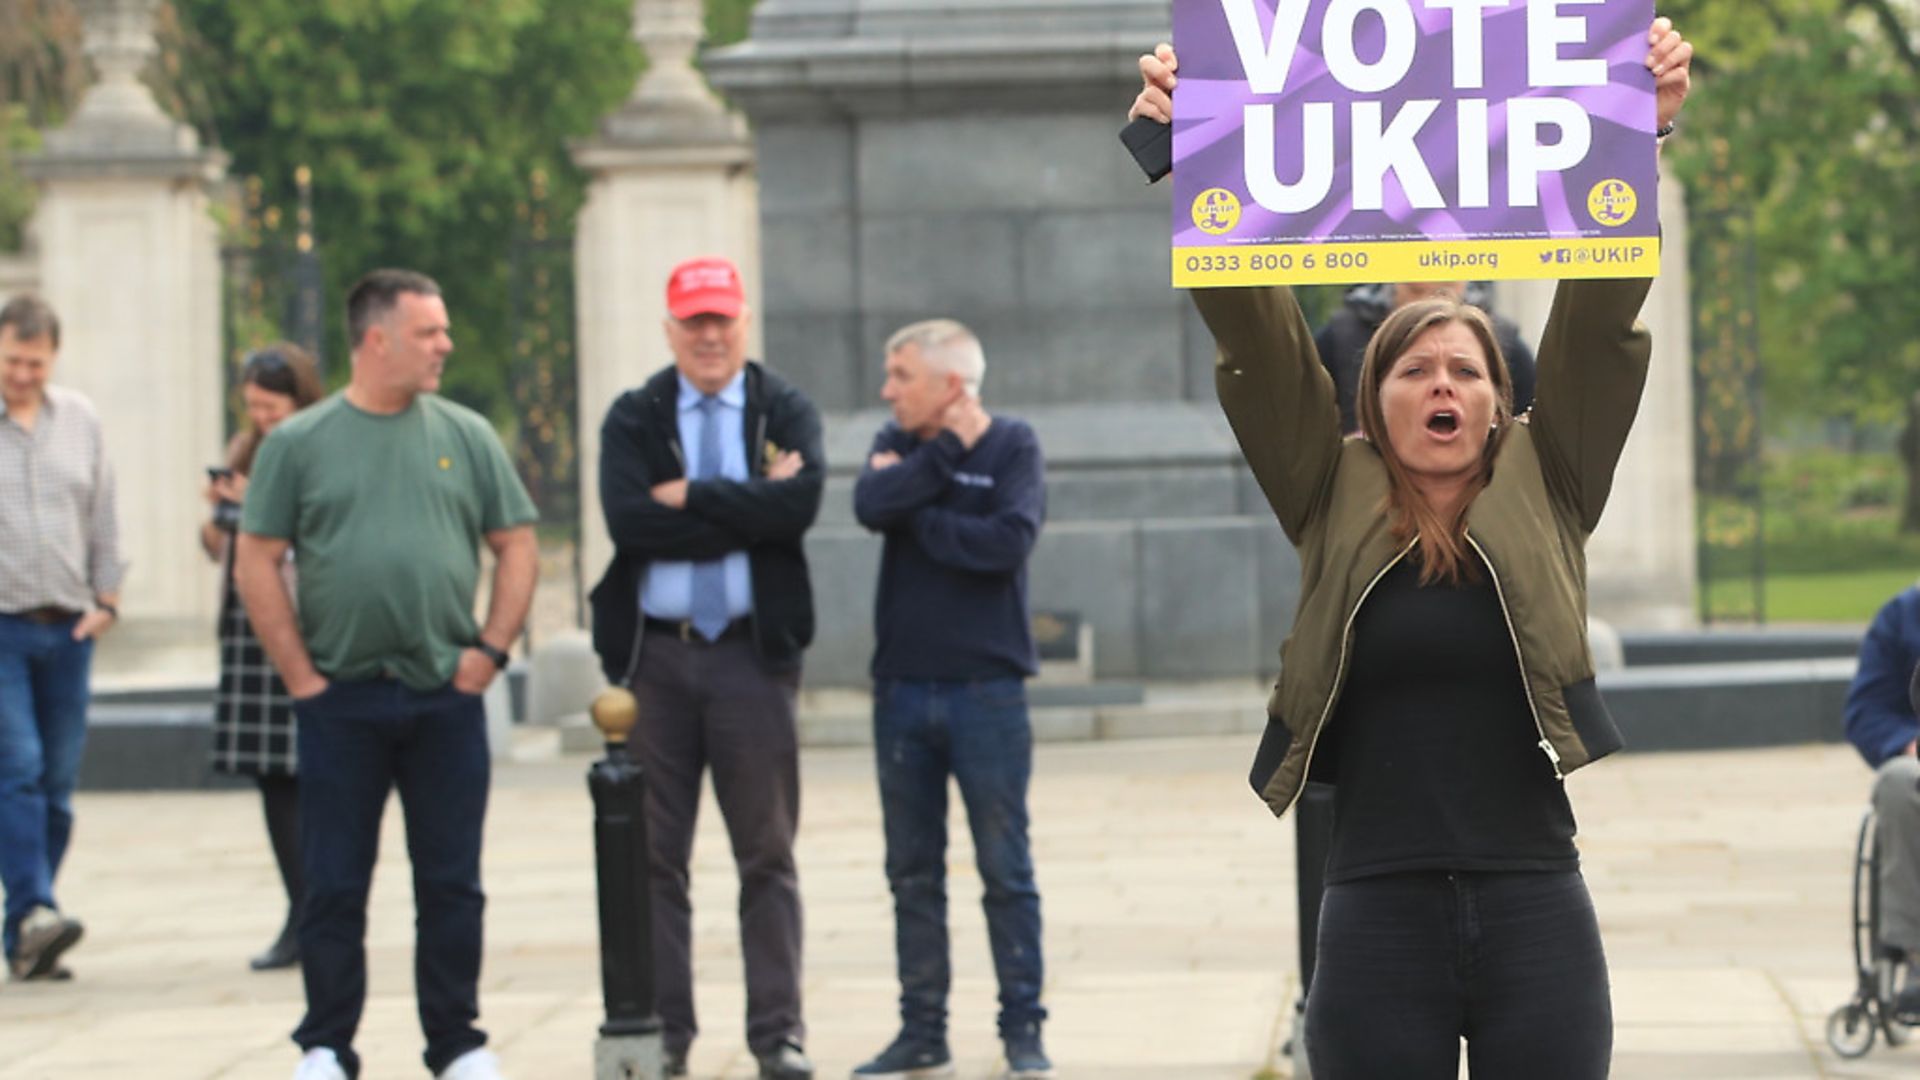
left=852, top=417, right=1046, bottom=681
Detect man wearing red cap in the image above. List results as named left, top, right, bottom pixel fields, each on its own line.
left=590, top=256, right=825, bottom=1080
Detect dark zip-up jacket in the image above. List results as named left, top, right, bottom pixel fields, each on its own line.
left=1195, top=276, right=1654, bottom=819
left=589, top=361, right=825, bottom=681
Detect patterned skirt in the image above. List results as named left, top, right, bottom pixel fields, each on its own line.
left=210, top=582, right=297, bottom=777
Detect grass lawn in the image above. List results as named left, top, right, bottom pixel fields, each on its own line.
left=1703, top=567, right=1920, bottom=623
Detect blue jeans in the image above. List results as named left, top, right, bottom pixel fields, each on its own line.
left=0, top=613, right=93, bottom=960
left=1307, top=869, right=1611, bottom=1079
left=290, top=679, right=490, bottom=1079
left=873, top=677, right=1046, bottom=1041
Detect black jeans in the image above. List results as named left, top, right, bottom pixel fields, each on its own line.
left=1306, top=869, right=1610, bottom=1079
left=290, top=679, right=491, bottom=1079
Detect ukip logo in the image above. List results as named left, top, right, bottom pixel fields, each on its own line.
left=1587, top=179, right=1637, bottom=228
left=1191, top=188, right=1243, bottom=236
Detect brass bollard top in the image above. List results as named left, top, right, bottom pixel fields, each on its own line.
left=589, top=687, right=639, bottom=745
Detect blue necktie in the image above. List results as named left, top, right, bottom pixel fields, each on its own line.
left=690, top=395, right=730, bottom=642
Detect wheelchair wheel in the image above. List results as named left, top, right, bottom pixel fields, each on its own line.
left=1830, top=1003, right=1878, bottom=1058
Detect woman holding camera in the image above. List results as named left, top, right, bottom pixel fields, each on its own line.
left=200, top=344, right=325, bottom=971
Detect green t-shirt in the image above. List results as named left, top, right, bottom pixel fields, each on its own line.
left=242, top=392, right=538, bottom=691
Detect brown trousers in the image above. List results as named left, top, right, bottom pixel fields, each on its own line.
left=631, top=626, right=804, bottom=1056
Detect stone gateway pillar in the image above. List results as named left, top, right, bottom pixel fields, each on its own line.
left=1494, top=161, right=1698, bottom=630
left=573, top=0, right=762, bottom=588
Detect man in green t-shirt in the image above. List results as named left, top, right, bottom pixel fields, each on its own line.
left=235, top=269, right=538, bottom=1080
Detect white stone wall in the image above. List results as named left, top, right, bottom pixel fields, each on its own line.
left=0, top=252, right=38, bottom=298
left=32, top=177, right=224, bottom=635
left=573, top=148, right=761, bottom=586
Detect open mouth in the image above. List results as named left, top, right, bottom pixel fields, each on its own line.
left=1426, top=410, right=1459, bottom=436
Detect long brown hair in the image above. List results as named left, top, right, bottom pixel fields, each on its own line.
left=1354, top=299, right=1513, bottom=585
left=229, top=343, right=326, bottom=474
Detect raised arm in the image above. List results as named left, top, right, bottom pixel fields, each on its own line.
left=1195, top=286, right=1344, bottom=542
left=1131, top=42, right=1342, bottom=541
left=1526, top=277, right=1654, bottom=532
left=1527, top=18, right=1693, bottom=532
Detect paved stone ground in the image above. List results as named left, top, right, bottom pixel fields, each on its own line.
left=1, top=736, right=1913, bottom=1079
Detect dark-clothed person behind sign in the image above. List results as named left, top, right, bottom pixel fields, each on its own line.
left=1315, top=281, right=1538, bottom=435
left=589, top=255, right=824, bottom=1080
left=850, top=319, right=1054, bottom=1080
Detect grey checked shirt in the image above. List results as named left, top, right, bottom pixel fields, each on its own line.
left=0, top=385, right=126, bottom=613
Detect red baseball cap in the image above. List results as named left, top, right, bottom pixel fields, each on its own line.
left=666, top=256, right=745, bottom=320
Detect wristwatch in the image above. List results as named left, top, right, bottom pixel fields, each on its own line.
left=474, top=640, right=510, bottom=670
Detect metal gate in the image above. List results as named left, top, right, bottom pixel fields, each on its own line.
left=219, top=166, right=326, bottom=389
left=508, top=168, right=581, bottom=634
left=1691, top=152, right=1764, bottom=624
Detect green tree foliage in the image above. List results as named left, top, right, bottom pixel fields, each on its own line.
left=707, top=0, right=760, bottom=48
left=167, top=0, right=642, bottom=423
left=1662, top=0, right=1920, bottom=430
left=0, top=0, right=83, bottom=252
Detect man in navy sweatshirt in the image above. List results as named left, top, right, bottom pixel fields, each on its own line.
left=849, top=320, right=1051, bottom=1080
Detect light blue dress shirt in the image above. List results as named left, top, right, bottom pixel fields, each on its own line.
left=640, top=370, right=754, bottom=622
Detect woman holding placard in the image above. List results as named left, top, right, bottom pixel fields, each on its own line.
left=1128, top=18, right=1692, bottom=1079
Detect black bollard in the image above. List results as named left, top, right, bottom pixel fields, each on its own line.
left=1284, top=781, right=1336, bottom=1078
left=588, top=688, right=663, bottom=1078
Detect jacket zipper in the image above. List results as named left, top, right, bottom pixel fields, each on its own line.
left=621, top=396, right=685, bottom=687
left=1465, top=532, right=1564, bottom=781
left=1279, top=537, right=1418, bottom=818
left=748, top=409, right=768, bottom=655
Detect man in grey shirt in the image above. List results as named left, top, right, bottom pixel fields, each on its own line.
left=0, top=294, right=124, bottom=982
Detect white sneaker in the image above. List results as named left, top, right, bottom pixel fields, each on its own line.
left=437, top=1048, right=506, bottom=1080
left=293, top=1048, right=348, bottom=1080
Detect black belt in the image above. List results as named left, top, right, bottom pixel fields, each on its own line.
left=9, top=606, right=81, bottom=625
left=644, top=616, right=752, bottom=644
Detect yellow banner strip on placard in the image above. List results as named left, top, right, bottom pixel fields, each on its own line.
left=1171, top=236, right=1661, bottom=288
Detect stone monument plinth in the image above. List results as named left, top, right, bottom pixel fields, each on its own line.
left=709, top=0, right=1304, bottom=686
left=574, top=0, right=762, bottom=590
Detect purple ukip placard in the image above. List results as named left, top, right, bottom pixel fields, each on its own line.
left=1171, top=0, right=1660, bottom=287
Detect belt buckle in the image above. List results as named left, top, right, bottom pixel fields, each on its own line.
left=678, top=620, right=695, bottom=644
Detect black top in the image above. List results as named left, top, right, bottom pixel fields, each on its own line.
left=589, top=361, right=826, bottom=680
left=853, top=419, right=1046, bottom=681
left=1320, top=550, right=1578, bottom=884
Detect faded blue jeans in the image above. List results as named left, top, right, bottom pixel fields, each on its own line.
left=873, top=677, right=1046, bottom=1042
left=0, top=612, right=92, bottom=960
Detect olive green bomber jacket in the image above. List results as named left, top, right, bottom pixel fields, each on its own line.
left=1194, top=276, right=1656, bottom=819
